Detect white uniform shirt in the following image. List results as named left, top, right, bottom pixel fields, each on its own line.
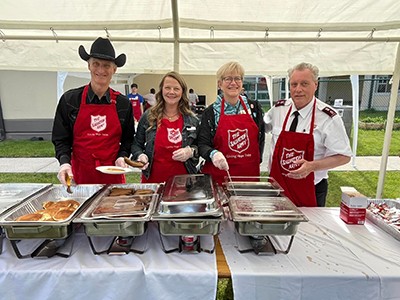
left=264, top=97, right=352, bottom=184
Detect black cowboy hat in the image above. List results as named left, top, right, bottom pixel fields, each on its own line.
left=78, top=37, right=126, bottom=67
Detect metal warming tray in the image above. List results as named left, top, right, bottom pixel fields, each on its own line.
left=74, top=183, right=160, bottom=237
left=0, top=183, right=51, bottom=215
left=153, top=174, right=223, bottom=236
left=229, top=196, right=308, bottom=236
left=155, top=174, right=222, bottom=218
left=366, top=199, right=400, bottom=242
left=0, top=184, right=104, bottom=239
left=223, top=176, right=284, bottom=197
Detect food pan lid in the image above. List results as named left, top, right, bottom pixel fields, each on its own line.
left=229, top=196, right=308, bottom=222
left=0, top=184, right=104, bottom=225
left=0, top=183, right=51, bottom=214
left=223, top=176, right=284, bottom=194
left=160, top=174, right=215, bottom=204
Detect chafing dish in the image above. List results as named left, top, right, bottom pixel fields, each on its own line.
left=73, top=183, right=160, bottom=254
left=0, top=183, right=52, bottom=254
left=152, top=174, right=223, bottom=253
left=228, top=195, right=308, bottom=255
left=0, top=184, right=103, bottom=258
left=223, top=176, right=283, bottom=197
left=229, top=196, right=308, bottom=235
left=366, top=199, right=400, bottom=241
left=0, top=184, right=104, bottom=239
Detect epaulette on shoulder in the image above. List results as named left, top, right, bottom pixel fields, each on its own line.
left=275, top=99, right=286, bottom=107
left=322, top=106, right=337, bottom=118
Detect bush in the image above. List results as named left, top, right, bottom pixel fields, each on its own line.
left=361, top=116, right=385, bottom=123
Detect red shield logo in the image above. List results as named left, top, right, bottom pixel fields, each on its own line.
left=167, top=128, right=182, bottom=144
left=280, top=147, right=304, bottom=172
left=91, top=115, right=106, bottom=132
left=228, top=129, right=249, bottom=153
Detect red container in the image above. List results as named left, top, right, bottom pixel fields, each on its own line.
left=340, top=202, right=366, bottom=225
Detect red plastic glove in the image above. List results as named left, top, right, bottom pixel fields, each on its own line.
left=172, top=146, right=193, bottom=162
left=212, top=151, right=229, bottom=171
left=138, top=154, right=149, bottom=170
left=57, top=163, right=73, bottom=186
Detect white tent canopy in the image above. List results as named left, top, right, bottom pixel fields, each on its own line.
left=1, top=0, right=399, bottom=198
left=1, top=0, right=400, bottom=76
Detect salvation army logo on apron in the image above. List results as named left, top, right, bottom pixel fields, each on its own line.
left=167, top=128, right=182, bottom=144
left=228, top=128, right=249, bottom=153
left=91, top=115, right=107, bottom=132
left=280, top=147, right=304, bottom=173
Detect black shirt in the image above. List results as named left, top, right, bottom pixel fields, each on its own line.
left=51, top=84, right=135, bottom=165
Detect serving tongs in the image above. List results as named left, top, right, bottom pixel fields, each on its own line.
left=226, top=170, right=236, bottom=196
left=66, top=175, right=73, bottom=194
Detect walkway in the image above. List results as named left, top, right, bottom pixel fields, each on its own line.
left=0, top=155, right=399, bottom=173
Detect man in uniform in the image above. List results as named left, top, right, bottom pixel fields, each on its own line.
left=264, top=62, right=352, bottom=207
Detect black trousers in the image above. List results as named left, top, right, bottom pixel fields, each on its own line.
left=315, top=178, right=328, bottom=207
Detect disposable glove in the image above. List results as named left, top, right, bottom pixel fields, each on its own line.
left=172, top=146, right=193, bottom=162
left=115, top=157, right=127, bottom=168
left=212, top=151, right=229, bottom=171
left=137, top=154, right=149, bottom=170
left=57, top=163, right=73, bottom=186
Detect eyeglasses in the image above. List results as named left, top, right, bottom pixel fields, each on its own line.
left=222, top=76, right=243, bottom=83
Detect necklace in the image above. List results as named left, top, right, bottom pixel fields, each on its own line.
left=163, top=111, right=179, bottom=120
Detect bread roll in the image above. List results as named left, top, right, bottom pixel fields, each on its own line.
left=16, top=213, right=43, bottom=221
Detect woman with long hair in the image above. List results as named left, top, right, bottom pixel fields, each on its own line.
left=131, top=71, right=199, bottom=183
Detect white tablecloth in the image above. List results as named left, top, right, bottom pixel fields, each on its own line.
left=0, top=222, right=217, bottom=300
left=218, top=207, right=400, bottom=300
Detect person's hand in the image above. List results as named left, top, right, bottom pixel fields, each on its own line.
left=212, top=151, right=229, bottom=171
left=137, top=154, right=149, bottom=170
left=287, top=159, right=312, bottom=179
left=172, top=146, right=193, bottom=162
left=57, top=163, right=73, bottom=186
left=115, top=157, right=127, bottom=168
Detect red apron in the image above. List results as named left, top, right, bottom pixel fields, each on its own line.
left=270, top=100, right=317, bottom=207
left=142, top=115, right=187, bottom=183
left=129, top=96, right=142, bottom=122
left=71, top=85, right=125, bottom=184
left=202, top=96, right=260, bottom=185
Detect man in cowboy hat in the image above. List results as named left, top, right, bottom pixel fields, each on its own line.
left=52, top=37, right=135, bottom=185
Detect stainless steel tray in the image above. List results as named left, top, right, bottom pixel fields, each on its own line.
left=73, top=183, right=159, bottom=237
left=235, top=220, right=301, bottom=236
left=223, top=176, right=284, bottom=197
left=229, top=196, right=307, bottom=222
left=0, top=184, right=104, bottom=239
left=157, top=217, right=222, bottom=236
left=0, top=183, right=51, bottom=215
left=229, top=196, right=308, bottom=236
left=160, top=174, right=216, bottom=205
left=153, top=201, right=223, bottom=218
left=366, top=199, right=400, bottom=242
left=155, top=174, right=223, bottom=218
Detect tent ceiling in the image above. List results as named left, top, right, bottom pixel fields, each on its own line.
left=1, top=0, right=400, bottom=76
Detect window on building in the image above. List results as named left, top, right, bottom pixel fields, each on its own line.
left=243, top=76, right=269, bottom=102
left=375, top=76, right=391, bottom=93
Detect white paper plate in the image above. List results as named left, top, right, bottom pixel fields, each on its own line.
left=96, top=166, right=133, bottom=175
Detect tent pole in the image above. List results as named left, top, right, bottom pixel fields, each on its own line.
left=350, top=75, right=359, bottom=167
left=171, top=0, right=180, bottom=72
left=376, top=42, right=400, bottom=198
